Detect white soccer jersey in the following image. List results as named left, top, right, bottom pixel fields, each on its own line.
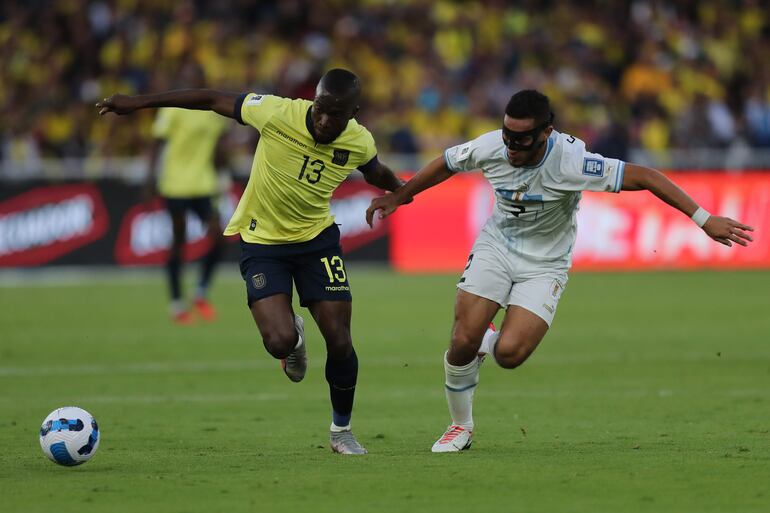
left=444, top=129, right=625, bottom=266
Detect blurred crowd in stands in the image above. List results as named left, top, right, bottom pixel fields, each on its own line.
left=2, top=0, right=769, bottom=173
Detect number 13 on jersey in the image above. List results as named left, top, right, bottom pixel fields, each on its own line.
left=320, top=256, right=347, bottom=283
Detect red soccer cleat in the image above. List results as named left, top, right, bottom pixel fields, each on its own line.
left=193, top=298, right=217, bottom=322
left=172, top=310, right=196, bottom=325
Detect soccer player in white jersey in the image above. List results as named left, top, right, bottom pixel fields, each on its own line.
left=366, top=90, right=754, bottom=452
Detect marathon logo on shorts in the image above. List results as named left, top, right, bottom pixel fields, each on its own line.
left=582, top=158, right=604, bottom=177
left=325, top=285, right=350, bottom=292
left=332, top=149, right=350, bottom=166
left=252, top=273, right=266, bottom=289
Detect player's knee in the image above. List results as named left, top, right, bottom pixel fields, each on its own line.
left=449, top=330, right=483, bottom=364
left=325, top=331, right=352, bottom=360
left=261, top=328, right=298, bottom=359
left=451, top=330, right=481, bottom=353
left=494, top=344, right=530, bottom=369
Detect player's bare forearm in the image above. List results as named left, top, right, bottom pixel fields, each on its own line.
left=365, top=155, right=453, bottom=227
left=622, top=163, right=754, bottom=246
left=362, top=162, right=404, bottom=193
left=621, top=164, right=699, bottom=216
left=96, top=89, right=239, bottom=119
left=391, top=156, right=454, bottom=203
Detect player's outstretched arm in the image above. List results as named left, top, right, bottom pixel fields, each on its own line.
left=360, top=160, right=404, bottom=193
left=96, top=89, right=240, bottom=119
left=365, top=155, right=453, bottom=227
left=622, top=163, right=754, bottom=247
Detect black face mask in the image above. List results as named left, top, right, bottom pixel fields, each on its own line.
left=502, top=113, right=554, bottom=151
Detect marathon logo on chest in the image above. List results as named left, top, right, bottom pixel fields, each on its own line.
left=332, top=149, right=350, bottom=166
left=582, top=158, right=604, bottom=177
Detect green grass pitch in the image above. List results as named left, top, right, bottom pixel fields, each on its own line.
left=1, top=267, right=769, bottom=512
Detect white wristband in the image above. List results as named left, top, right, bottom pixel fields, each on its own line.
left=691, top=207, right=710, bottom=227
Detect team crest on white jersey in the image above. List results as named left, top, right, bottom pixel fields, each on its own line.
left=582, top=158, right=604, bottom=177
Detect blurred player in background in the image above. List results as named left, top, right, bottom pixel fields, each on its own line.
left=367, top=90, right=755, bottom=453
left=97, top=68, right=405, bottom=455
left=146, top=62, right=228, bottom=324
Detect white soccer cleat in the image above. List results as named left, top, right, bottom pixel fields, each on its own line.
left=330, top=430, right=368, bottom=455
left=431, top=425, right=473, bottom=453
left=280, top=315, right=307, bottom=382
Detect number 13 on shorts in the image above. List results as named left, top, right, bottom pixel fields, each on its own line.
left=320, top=256, right=347, bottom=283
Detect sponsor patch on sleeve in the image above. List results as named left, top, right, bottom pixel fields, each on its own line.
left=453, top=142, right=473, bottom=163
left=245, top=94, right=265, bottom=106
left=582, top=158, right=604, bottom=177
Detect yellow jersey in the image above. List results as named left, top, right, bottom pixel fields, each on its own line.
left=151, top=108, right=227, bottom=198
left=224, top=94, right=377, bottom=244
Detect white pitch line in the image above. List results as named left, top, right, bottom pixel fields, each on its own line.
left=0, top=360, right=273, bottom=377
left=2, top=388, right=767, bottom=405
left=80, top=392, right=290, bottom=403
left=2, top=351, right=768, bottom=379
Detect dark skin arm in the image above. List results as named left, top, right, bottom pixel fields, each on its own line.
left=622, top=163, right=754, bottom=247
left=360, top=160, right=405, bottom=193
left=365, top=155, right=453, bottom=227
left=96, top=89, right=240, bottom=119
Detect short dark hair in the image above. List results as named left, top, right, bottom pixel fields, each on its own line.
left=505, top=90, right=551, bottom=125
left=318, top=68, right=361, bottom=99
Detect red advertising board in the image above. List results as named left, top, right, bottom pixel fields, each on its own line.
left=0, top=184, right=109, bottom=266
left=113, top=180, right=387, bottom=265
left=0, top=179, right=389, bottom=267
left=113, top=191, right=243, bottom=266
left=390, top=172, right=770, bottom=272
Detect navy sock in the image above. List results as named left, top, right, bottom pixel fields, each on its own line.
left=166, top=252, right=182, bottom=300
left=325, top=347, right=358, bottom=427
left=198, top=241, right=222, bottom=295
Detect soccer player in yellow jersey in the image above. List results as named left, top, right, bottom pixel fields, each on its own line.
left=97, top=69, right=404, bottom=454
left=148, top=105, right=227, bottom=324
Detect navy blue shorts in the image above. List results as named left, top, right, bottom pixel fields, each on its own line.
left=163, top=196, right=215, bottom=221
left=239, top=224, right=352, bottom=307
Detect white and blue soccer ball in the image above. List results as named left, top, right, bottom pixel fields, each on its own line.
left=39, top=407, right=100, bottom=466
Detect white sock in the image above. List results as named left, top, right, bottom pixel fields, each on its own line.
left=294, top=332, right=303, bottom=350
left=443, top=351, right=480, bottom=430
left=330, top=422, right=350, bottom=432
left=169, top=300, right=186, bottom=316
left=478, top=329, right=499, bottom=357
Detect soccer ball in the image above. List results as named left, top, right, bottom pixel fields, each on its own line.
left=39, top=407, right=100, bottom=466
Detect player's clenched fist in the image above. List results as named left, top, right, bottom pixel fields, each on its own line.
left=366, top=193, right=401, bottom=228
left=96, top=94, right=140, bottom=115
